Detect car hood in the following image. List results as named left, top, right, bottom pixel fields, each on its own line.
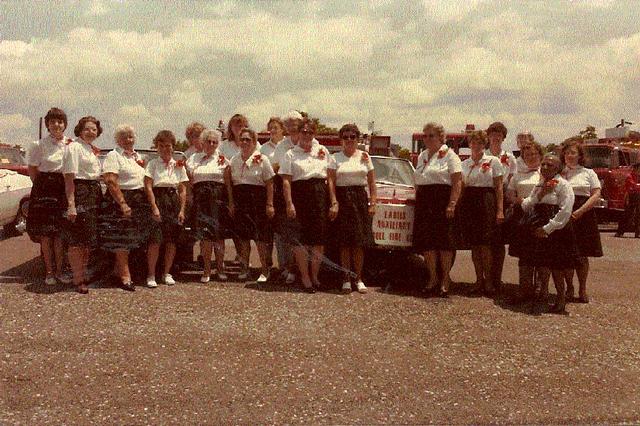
left=375, top=182, right=415, bottom=204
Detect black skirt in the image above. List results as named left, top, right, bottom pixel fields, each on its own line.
left=232, top=184, right=273, bottom=243
left=506, top=204, right=526, bottom=258
left=572, top=195, right=603, bottom=257
left=413, top=184, right=455, bottom=251
left=334, top=186, right=373, bottom=247
left=26, top=172, right=66, bottom=239
left=150, top=187, right=183, bottom=244
left=517, top=203, right=578, bottom=269
left=62, top=179, right=102, bottom=248
left=99, top=188, right=153, bottom=252
left=492, top=183, right=511, bottom=245
left=191, top=181, right=231, bottom=241
left=285, top=178, right=329, bottom=246
left=272, top=174, right=289, bottom=235
left=456, top=186, right=498, bottom=247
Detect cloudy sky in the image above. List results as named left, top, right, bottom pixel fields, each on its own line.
left=1, top=0, right=639, bottom=151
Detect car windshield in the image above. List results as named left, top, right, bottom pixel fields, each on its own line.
left=371, top=157, right=414, bottom=186
left=0, top=147, right=25, bottom=166
left=584, top=146, right=610, bottom=169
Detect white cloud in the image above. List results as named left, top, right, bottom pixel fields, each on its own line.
left=0, top=1, right=638, bottom=150
left=0, top=114, right=34, bottom=146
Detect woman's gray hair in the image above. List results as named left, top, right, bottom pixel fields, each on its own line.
left=283, top=110, right=303, bottom=123
left=114, top=124, right=135, bottom=142
left=423, top=122, right=446, bottom=144
left=200, top=128, right=222, bottom=143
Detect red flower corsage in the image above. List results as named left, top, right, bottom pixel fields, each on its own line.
left=317, top=149, right=326, bottom=160
left=544, top=178, right=559, bottom=189
left=252, top=154, right=262, bottom=165
left=175, top=159, right=185, bottom=168
left=217, top=154, right=226, bottom=166
left=136, top=159, right=145, bottom=167
left=65, top=138, right=74, bottom=145
left=481, top=162, right=491, bottom=172
left=361, top=152, right=369, bottom=163
left=438, top=149, right=446, bottom=159
left=500, top=154, right=509, bottom=165
left=423, top=159, right=428, bottom=166
left=90, top=145, right=101, bottom=156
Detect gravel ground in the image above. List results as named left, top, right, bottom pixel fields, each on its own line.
left=1, top=232, right=640, bottom=424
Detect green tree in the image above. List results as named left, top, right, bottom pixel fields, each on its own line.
left=579, top=125, right=598, bottom=140
left=312, top=117, right=338, bottom=135
left=397, top=148, right=411, bottom=160
left=566, top=125, right=598, bottom=142
left=545, top=143, right=559, bottom=154
left=175, top=139, right=189, bottom=153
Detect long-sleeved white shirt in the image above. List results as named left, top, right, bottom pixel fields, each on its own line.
left=521, top=174, right=575, bottom=235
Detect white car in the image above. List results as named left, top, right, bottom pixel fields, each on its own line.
left=0, top=169, right=32, bottom=236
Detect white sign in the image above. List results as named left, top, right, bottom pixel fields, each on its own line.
left=372, top=203, right=414, bottom=247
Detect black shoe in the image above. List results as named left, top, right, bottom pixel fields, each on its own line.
left=303, top=286, right=316, bottom=294
left=438, top=289, right=449, bottom=298
left=121, top=282, right=135, bottom=292
left=550, top=304, right=568, bottom=315
left=577, top=295, right=589, bottom=304
left=509, top=295, right=527, bottom=305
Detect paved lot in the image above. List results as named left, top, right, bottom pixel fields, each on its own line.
left=1, top=231, right=639, bottom=424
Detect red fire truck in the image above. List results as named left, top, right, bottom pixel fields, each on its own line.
left=584, top=138, right=640, bottom=222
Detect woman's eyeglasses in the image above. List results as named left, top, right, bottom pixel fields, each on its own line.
left=342, top=134, right=358, bottom=140
left=240, top=137, right=253, bottom=142
left=300, top=130, right=313, bottom=135
left=425, top=133, right=438, bottom=138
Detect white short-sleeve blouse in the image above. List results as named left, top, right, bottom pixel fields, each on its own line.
left=330, top=150, right=374, bottom=187
left=414, top=145, right=462, bottom=186
left=461, top=154, right=504, bottom=187
left=145, top=157, right=189, bottom=188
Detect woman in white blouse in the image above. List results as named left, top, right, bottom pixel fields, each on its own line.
left=413, top=122, right=462, bottom=297
left=560, top=140, right=603, bottom=303
left=100, top=125, right=150, bottom=292
left=219, top=114, right=248, bottom=160
left=506, top=141, right=551, bottom=305
left=281, top=118, right=338, bottom=293
left=188, top=129, right=231, bottom=283
left=144, top=130, right=189, bottom=288
left=271, top=111, right=304, bottom=285
left=260, top=117, right=288, bottom=281
left=62, top=116, right=104, bottom=294
left=457, top=130, right=504, bottom=295
left=177, top=121, right=205, bottom=270
left=519, top=153, right=576, bottom=314
left=330, top=124, right=377, bottom=294
left=26, top=107, right=70, bottom=286
left=485, top=121, right=517, bottom=293
left=260, top=117, right=285, bottom=162
left=224, top=128, right=275, bottom=282
left=183, top=121, right=205, bottom=159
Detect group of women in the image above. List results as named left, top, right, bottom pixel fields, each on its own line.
left=412, top=121, right=602, bottom=313
left=26, top=107, right=602, bottom=311
left=25, top=108, right=377, bottom=295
